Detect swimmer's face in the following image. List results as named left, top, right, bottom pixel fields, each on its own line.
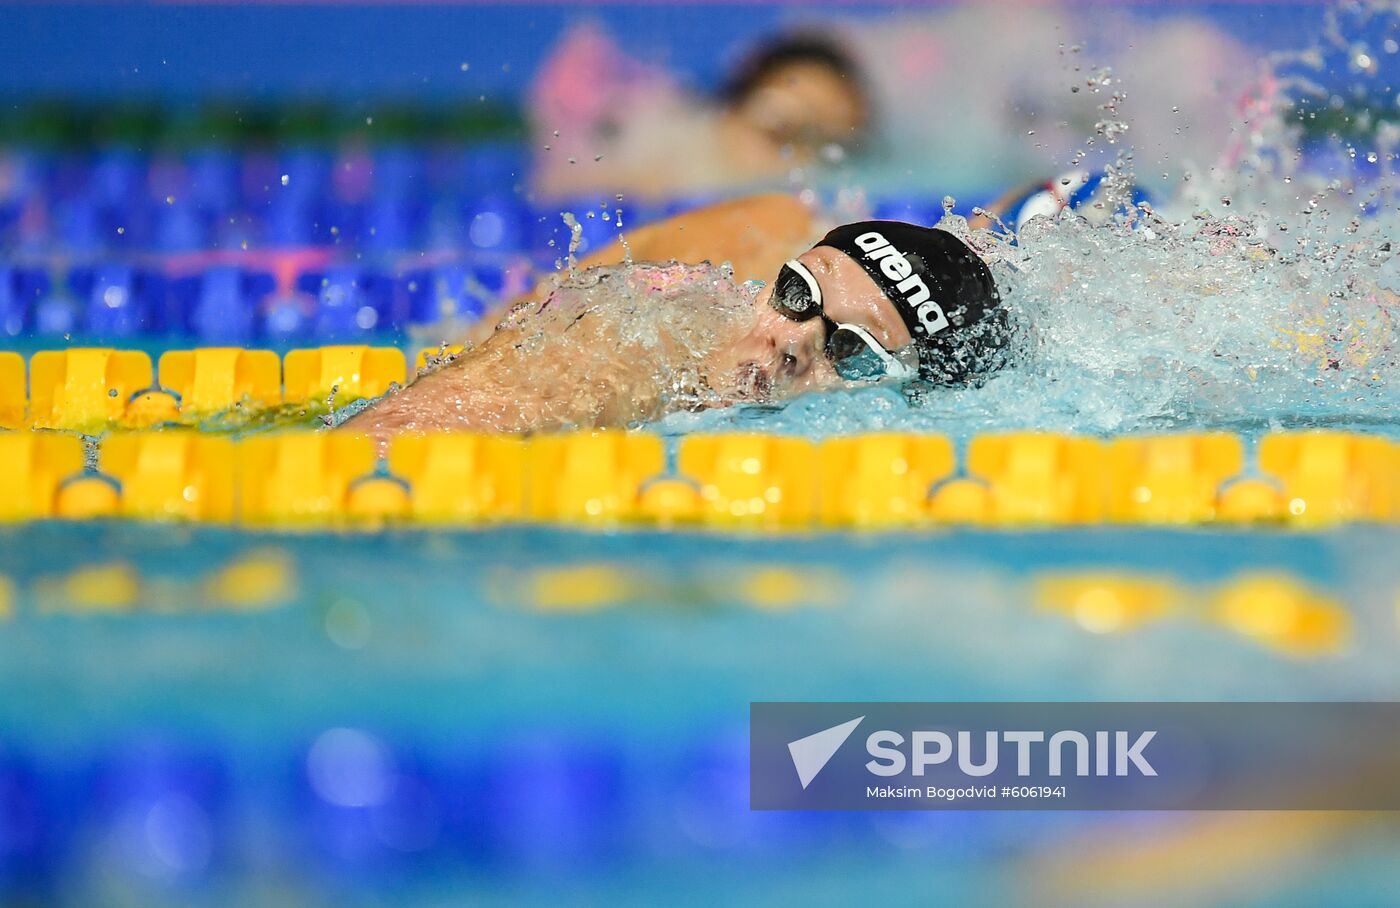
left=731, top=61, right=866, bottom=160
left=723, top=246, right=913, bottom=400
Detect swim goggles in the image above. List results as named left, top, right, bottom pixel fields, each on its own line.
left=770, top=259, right=919, bottom=381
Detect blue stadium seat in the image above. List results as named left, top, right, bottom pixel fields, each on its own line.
left=0, top=162, right=23, bottom=245
left=0, top=201, right=18, bottom=246
left=99, top=201, right=153, bottom=252
left=460, top=143, right=529, bottom=197
left=88, top=149, right=145, bottom=210
left=263, top=193, right=323, bottom=248
left=154, top=201, right=212, bottom=252
left=30, top=278, right=79, bottom=337
left=47, top=154, right=90, bottom=203
left=316, top=199, right=363, bottom=247
left=296, top=266, right=398, bottom=339
left=71, top=264, right=168, bottom=337
left=251, top=150, right=333, bottom=247
left=187, top=149, right=242, bottom=214
left=423, top=199, right=469, bottom=250
left=0, top=266, right=47, bottom=338
left=261, top=291, right=316, bottom=344
left=0, top=268, right=23, bottom=338
left=170, top=265, right=276, bottom=343
left=372, top=146, right=426, bottom=200
left=279, top=149, right=332, bottom=200
left=462, top=194, right=530, bottom=254
left=53, top=197, right=105, bottom=254
left=361, top=196, right=425, bottom=253
left=402, top=262, right=502, bottom=325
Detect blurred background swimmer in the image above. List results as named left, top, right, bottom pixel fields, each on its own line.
left=530, top=24, right=870, bottom=198
left=528, top=6, right=1252, bottom=203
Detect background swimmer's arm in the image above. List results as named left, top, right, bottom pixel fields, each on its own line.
left=583, top=191, right=817, bottom=281
left=967, top=181, right=1041, bottom=231
left=466, top=192, right=817, bottom=342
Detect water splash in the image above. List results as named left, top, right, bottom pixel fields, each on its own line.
left=355, top=261, right=760, bottom=435
left=653, top=3, right=1400, bottom=441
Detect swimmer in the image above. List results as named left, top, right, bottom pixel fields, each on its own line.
left=346, top=195, right=1006, bottom=439
left=531, top=29, right=869, bottom=197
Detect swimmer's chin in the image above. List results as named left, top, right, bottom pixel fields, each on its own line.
left=723, top=360, right=849, bottom=405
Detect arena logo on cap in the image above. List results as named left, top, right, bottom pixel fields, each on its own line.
left=853, top=231, right=950, bottom=336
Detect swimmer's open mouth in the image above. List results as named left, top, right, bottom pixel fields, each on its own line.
left=736, top=361, right=773, bottom=401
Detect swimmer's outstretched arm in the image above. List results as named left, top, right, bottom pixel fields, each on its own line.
left=343, top=320, right=593, bottom=439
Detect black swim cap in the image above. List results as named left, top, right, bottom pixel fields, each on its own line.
left=817, top=221, right=1008, bottom=385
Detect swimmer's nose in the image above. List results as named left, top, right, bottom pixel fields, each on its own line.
left=762, top=302, right=823, bottom=342
left=733, top=304, right=823, bottom=361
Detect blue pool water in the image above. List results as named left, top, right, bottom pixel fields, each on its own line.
left=2, top=523, right=1399, bottom=905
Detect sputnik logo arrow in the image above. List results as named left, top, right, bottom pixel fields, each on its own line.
left=788, top=716, right=864, bottom=789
